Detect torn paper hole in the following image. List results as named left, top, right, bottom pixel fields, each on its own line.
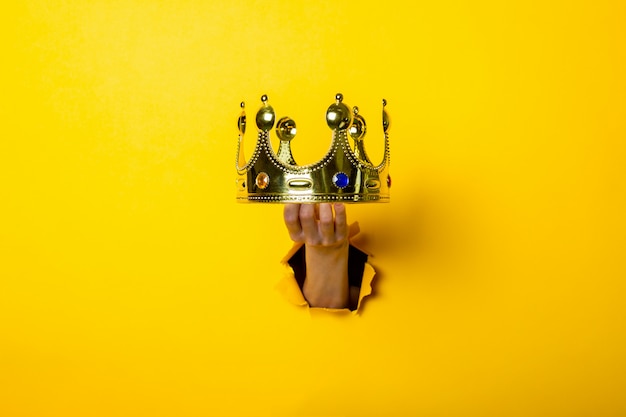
left=276, top=222, right=377, bottom=314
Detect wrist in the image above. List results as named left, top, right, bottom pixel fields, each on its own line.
left=302, top=240, right=350, bottom=309
left=304, top=238, right=349, bottom=254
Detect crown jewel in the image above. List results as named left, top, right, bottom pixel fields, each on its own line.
left=236, top=93, right=391, bottom=203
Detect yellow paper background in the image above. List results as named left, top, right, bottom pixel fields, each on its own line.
left=1, top=1, right=625, bottom=416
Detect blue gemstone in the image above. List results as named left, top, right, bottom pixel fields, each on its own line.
left=332, top=172, right=349, bottom=189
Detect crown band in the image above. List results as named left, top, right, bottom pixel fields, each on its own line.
left=235, top=93, right=391, bottom=203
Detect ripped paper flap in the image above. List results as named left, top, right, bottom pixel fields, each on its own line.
left=276, top=222, right=377, bottom=315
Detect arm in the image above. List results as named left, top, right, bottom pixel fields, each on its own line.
left=283, top=203, right=351, bottom=309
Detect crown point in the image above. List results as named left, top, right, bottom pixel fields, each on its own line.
left=238, top=103, right=246, bottom=134
left=240, top=101, right=245, bottom=108
left=256, top=96, right=275, bottom=130
left=335, top=93, right=343, bottom=103
left=276, top=117, right=297, bottom=141
left=353, top=106, right=359, bottom=115
left=350, top=111, right=366, bottom=140
left=238, top=114, right=246, bottom=134
left=326, top=100, right=352, bottom=130
left=382, top=103, right=390, bottom=133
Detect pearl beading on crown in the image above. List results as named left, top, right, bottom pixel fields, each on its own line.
left=235, top=93, right=391, bottom=203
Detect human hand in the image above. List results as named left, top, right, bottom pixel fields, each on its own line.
left=283, top=203, right=350, bottom=308
left=283, top=203, right=348, bottom=248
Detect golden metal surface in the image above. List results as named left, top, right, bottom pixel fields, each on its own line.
left=236, top=93, right=391, bottom=203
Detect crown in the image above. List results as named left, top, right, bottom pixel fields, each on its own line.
left=235, top=93, right=391, bottom=203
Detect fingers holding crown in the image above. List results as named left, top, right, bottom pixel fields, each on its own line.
left=283, top=203, right=348, bottom=246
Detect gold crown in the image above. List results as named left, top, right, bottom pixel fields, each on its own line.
left=235, top=93, right=390, bottom=203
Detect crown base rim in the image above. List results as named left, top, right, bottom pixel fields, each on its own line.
left=237, top=194, right=390, bottom=204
